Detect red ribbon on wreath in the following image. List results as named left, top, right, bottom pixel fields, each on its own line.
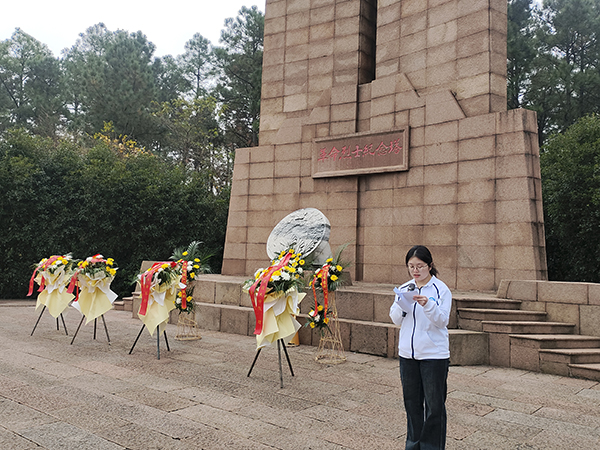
left=27, top=255, right=62, bottom=296
left=67, top=274, right=79, bottom=295
left=179, top=260, right=188, bottom=310
left=248, top=252, right=293, bottom=335
left=311, top=264, right=330, bottom=318
left=139, top=262, right=176, bottom=316
left=67, top=254, right=107, bottom=299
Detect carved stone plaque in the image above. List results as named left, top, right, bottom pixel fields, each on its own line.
left=266, top=208, right=332, bottom=264
left=312, top=129, right=409, bottom=178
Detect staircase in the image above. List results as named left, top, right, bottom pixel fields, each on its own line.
left=158, top=275, right=488, bottom=365
left=455, top=288, right=600, bottom=382
left=121, top=272, right=600, bottom=381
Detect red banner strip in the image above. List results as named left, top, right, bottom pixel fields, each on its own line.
left=139, top=262, right=178, bottom=316
left=180, top=261, right=188, bottom=310
left=67, top=274, right=78, bottom=294
left=139, top=262, right=163, bottom=316
left=248, top=252, right=292, bottom=335
left=27, top=255, right=62, bottom=296
left=311, top=264, right=330, bottom=318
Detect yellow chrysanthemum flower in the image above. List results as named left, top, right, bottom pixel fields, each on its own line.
left=194, top=258, right=200, bottom=262
left=161, top=263, right=170, bottom=269
left=336, top=265, right=342, bottom=271
left=323, top=318, right=329, bottom=324
left=190, top=273, right=195, bottom=279
left=193, top=264, right=199, bottom=269
left=331, top=275, right=338, bottom=281
left=299, top=260, right=305, bottom=265
left=182, top=251, right=188, bottom=256
left=326, top=258, right=333, bottom=263
left=310, top=322, right=316, bottom=328
left=317, top=305, right=324, bottom=311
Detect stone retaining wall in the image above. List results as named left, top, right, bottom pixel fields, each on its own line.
left=497, top=279, right=600, bottom=336
left=152, top=274, right=488, bottom=365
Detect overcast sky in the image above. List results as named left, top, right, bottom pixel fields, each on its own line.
left=0, top=0, right=265, bottom=58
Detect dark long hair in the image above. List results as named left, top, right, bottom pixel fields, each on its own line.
left=405, top=245, right=438, bottom=277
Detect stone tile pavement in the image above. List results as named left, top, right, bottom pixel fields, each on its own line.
left=1, top=300, right=600, bottom=449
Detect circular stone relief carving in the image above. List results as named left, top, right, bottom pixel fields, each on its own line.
left=266, top=208, right=331, bottom=261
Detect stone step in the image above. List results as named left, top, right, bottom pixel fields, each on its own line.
left=569, top=363, right=600, bottom=382
left=112, top=300, right=124, bottom=311
left=454, top=298, right=522, bottom=310
left=190, top=302, right=488, bottom=364
left=458, top=309, right=547, bottom=331
left=120, top=296, right=133, bottom=312
left=482, top=321, right=576, bottom=334
left=540, top=348, right=600, bottom=365
left=459, top=308, right=546, bottom=321
left=509, top=334, right=600, bottom=373
left=510, top=334, right=600, bottom=350
left=334, top=284, right=395, bottom=325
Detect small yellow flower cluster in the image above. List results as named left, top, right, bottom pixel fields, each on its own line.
left=307, top=303, right=330, bottom=329
left=37, top=255, right=75, bottom=274
left=175, top=290, right=195, bottom=312
left=312, top=258, right=345, bottom=292
left=77, top=255, right=118, bottom=278
left=178, top=257, right=204, bottom=280
left=245, top=249, right=306, bottom=294
left=93, top=122, right=149, bottom=158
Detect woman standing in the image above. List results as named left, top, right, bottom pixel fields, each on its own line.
left=389, top=245, right=452, bottom=450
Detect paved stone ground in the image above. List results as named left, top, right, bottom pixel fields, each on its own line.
left=2, top=301, right=600, bottom=449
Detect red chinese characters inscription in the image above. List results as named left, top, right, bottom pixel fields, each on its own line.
left=312, top=129, right=409, bottom=178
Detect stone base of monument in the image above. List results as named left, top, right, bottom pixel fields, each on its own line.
left=130, top=275, right=600, bottom=382
left=153, top=274, right=489, bottom=366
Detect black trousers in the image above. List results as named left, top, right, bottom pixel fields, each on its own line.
left=399, top=356, right=449, bottom=450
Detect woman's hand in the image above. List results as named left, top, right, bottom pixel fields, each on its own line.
left=414, top=295, right=429, bottom=307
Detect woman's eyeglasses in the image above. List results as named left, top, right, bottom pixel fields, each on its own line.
left=407, top=264, right=428, bottom=272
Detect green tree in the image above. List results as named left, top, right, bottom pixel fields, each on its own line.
left=93, top=30, right=159, bottom=141
left=541, top=114, right=600, bottom=282
left=62, top=25, right=162, bottom=145
left=510, top=0, right=600, bottom=144
left=61, top=24, right=114, bottom=136
left=212, top=6, right=264, bottom=148
left=153, top=97, right=231, bottom=191
left=0, top=129, right=84, bottom=297
left=0, top=128, right=229, bottom=298
left=0, top=29, right=65, bottom=136
left=179, top=33, right=213, bottom=98
left=507, top=0, right=537, bottom=109
left=153, top=54, right=189, bottom=104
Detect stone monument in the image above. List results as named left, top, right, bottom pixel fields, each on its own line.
left=221, top=0, right=547, bottom=291
left=266, top=207, right=333, bottom=265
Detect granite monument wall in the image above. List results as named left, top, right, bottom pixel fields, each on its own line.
left=221, top=0, right=547, bottom=290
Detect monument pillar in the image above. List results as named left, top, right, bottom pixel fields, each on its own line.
left=222, top=0, right=547, bottom=291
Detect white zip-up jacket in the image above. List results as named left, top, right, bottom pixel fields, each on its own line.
left=389, top=275, right=452, bottom=360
